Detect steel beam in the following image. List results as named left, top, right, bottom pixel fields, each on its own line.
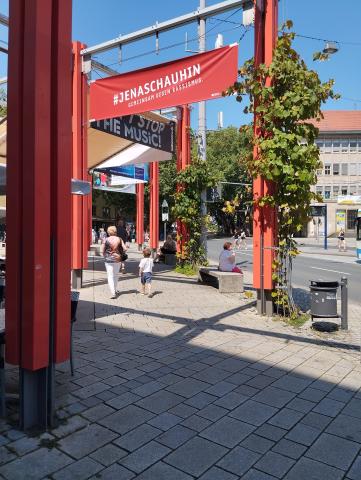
left=81, top=0, right=245, bottom=56
left=0, top=13, right=9, bottom=27
left=91, top=60, right=120, bottom=77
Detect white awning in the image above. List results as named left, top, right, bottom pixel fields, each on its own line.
left=95, top=143, right=172, bottom=170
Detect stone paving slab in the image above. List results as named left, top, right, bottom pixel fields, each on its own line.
left=1, top=247, right=361, bottom=479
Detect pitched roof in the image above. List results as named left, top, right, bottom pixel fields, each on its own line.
left=309, top=110, right=361, bottom=133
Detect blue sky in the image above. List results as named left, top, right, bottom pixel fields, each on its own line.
left=1, top=0, right=361, bottom=129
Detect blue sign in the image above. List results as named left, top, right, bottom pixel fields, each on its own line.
left=96, top=163, right=149, bottom=182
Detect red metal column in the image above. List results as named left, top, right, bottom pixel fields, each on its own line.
left=72, top=42, right=89, bottom=279
left=176, top=107, right=183, bottom=254
left=149, top=162, right=159, bottom=251
left=136, top=183, right=144, bottom=248
left=6, top=0, right=72, bottom=370
left=253, top=0, right=278, bottom=312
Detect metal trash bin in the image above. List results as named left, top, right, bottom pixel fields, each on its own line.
left=310, top=280, right=339, bottom=318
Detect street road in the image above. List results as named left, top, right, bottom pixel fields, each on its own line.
left=207, top=237, right=360, bottom=304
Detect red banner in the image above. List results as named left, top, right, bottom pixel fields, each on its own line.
left=90, top=44, right=238, bottom=121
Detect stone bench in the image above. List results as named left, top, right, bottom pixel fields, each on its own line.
left=198, top=267, right=244, bottom=294
left=164, top=253, right=177, bottom=266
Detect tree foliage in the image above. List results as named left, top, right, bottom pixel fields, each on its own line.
left=0, top=89, right=7, bottom=118
left=225, top=21, right=339, bottom=315
left=173, top=156, right=219, bottom=266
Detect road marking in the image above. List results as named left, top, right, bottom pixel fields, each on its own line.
left=310, top=267, right=351, bottom=276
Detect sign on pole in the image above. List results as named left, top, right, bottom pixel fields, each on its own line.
left=91, top=114, right=176, bottom=154
left=90, top=44, right=238, bottom=121
left=162, top=199, right=169, bottom=222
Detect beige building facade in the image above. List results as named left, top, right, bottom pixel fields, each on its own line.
left=308, top=111, right=361, bottom=238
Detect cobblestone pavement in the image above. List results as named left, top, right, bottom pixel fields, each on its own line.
left=1, top=246, right=361, bottom=479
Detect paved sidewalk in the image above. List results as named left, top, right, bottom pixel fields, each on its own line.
left=1, top=246, right=361, bottom=479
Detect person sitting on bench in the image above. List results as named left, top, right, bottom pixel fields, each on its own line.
left=155, top=235, right=177, bottom=263
left=219, top=241, right=242, bottom=274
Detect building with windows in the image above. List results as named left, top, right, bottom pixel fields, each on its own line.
left=308, top=111, right=361, bottom=237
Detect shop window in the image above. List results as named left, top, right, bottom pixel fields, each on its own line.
left=347, top=210, right=357, bottom=230
left=341, top=186, right=348, bottom=196
left=102, top=207, right=111, bottom=218
left=333, top=164, right=340, bottom=175
left=324, top=164, right=331, bottom=175
left=341, top=163, right=348, bottom=175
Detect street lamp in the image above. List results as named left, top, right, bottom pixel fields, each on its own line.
left=323, top=42, right=338, bottom=55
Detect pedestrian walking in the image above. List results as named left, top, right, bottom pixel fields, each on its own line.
left=102, top=226, right=127, bottom=299
left=240, top=230, right=247, bottom=250
left=139, top=247, right=154, bottom=297
left=338, top=228, right=346, bottom=251
left=116, top=219, right=128, bottom=273
left=232, top=230, right=241, bottom=250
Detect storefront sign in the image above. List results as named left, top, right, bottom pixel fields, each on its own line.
left=95, top=163, right=149, bottom=182
left=91, top=114, right=175, bottom=154
left=90, top=44, right=238, bottom=120
left=337, top=195, right=361, bottom=205
left=336, top=210, right=346, bottom=232
left=310, top=205, right=326, bottom=217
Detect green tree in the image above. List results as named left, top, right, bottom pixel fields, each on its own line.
left=225, top=21, right=338, bottom=316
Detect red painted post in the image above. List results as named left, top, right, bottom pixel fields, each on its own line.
left=253, top=0, right=278, bottom=314
left=52, top=0, right=73, bottom=363
left=176, top=107, right=183, bottom=254
left=136, top=183, right=145, bottom=248
left=176, top=105, right=192, bottom=254
left=72, top=42, right=89, bottom=287
left=149, top=162, right=159, bottom=251
left=6, top=0, right=72, bottom=371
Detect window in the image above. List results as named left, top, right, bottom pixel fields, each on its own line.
left=333, top=164, right=340, bottom=175
left=350, top=140, right=357, bottom=152
left=324, top=186, right=331, bottom=199
left=358, top=139, right=361, bottom=152
left=324, top=164, right=331, bottom=175
left=316, top=186, right=323, bottom=196
left=350, top=185, right=357, bottom=195
left=358, top=184, right=361, bottom=195
left=347, top=210, right=357, bottom=230
left=332, top=185, right=339, bottom=198
left=341, top=163, right=348, bottom=175
left=102, top=207, right=111, bottom=218
left=341, top=140, right=349, bottom=153
left=324, top=140, right=332, bottom=153
left=349, top=163, right=357, bottom=176
left=316, top=169, right=323, bottom=176
left=316, top=140, right=324, bottom=151
left=92, top=205, right=97, bottom=216
left=341, top=186, right=348, bottom=196
left=332, top=140, right=340, bottom=152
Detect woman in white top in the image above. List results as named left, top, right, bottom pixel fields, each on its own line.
left=219, top=241, right=243, bottom=274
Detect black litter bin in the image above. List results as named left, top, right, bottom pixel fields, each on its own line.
left=310, top=280, right=339, bottom=319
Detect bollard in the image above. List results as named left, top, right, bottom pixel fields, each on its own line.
left=340, top=276, right=348, bottom=330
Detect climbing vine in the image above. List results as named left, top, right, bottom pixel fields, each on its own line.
left=225, top=21, right=339, bottom=316
left=173, top=156, right=219, bottom=267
